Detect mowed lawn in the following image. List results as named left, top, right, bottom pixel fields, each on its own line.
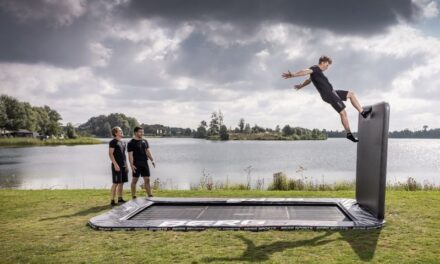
left=0, top=189, right=439, bottom=264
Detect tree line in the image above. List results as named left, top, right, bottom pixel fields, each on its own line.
left=0, top=94, right=66, bottom=137
left=194, top=110, right=327, bottom=140
left=78, top=114, right=194, bottom=138
left=326, top=127, right=440, bottom=138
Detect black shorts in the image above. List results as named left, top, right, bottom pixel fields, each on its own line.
left=133, top=163, right=150, bottom=178
left=111, top=165, right=128, bottom=184
left=323, top=90, right=348, bottom=113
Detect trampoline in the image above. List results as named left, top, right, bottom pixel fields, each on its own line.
left=89, top=102, right=390, bottom=231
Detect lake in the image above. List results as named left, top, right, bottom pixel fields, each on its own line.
left=0, top=138, right=439, bottom=189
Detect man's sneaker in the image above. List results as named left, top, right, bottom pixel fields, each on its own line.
left=132, top=196, right=137, bottom=199
left=148, top=194, right=154, bottom=198
left=110, top=200, right=116, bottom=207
left=361, top=107, right=372, bottom=118
left=346, top=132, right=359, bottom=143
left=117, top=198, right=126, bottom=204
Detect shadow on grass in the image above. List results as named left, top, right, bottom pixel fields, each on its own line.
left=202, top=229, right=381, bottom=263
left=39, top=205, right=110, bottom=221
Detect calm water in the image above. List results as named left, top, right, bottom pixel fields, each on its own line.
left=0, top=138, right=439, bottom=189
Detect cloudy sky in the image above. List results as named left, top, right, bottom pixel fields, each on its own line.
left=1, top=0, right=439, bottom=131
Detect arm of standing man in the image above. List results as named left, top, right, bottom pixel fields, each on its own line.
left=128, top=151, right=136, bottom=172
left=146, top=148, right=155, bottom=168
left=108, top=148, right=120, bottom=172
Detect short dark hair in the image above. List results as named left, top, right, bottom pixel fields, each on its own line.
left=319, top=56, right=332, bottom=64
left=134, top=126, right=143, bottom=133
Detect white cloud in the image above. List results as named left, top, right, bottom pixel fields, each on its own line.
left=89, top=42, right=112, bottom=67
left=413, top=0, right=439, bottom=19
left=0, top=63, right=117, bottom=123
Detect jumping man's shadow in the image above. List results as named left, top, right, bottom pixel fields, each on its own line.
left=202, top=231, right=339, bottom=263
left=202, top=229, right=381, bottom=263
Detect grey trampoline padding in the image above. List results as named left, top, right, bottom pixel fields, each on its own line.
left=129, top=205, right=350, bottom=222
left=89, top=197, right=385, bottom=231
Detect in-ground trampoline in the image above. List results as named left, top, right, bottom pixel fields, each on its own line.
left=89, top=102, right=390, bottom=231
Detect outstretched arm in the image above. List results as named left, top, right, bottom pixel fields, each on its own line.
left=282, top=69, right=313, bottom=79
left=294, top=78, right=311, bottom=90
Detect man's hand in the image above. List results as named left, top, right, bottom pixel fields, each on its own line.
left=114, top=164, right=120, bottom=172
left=282, top=70, right=293, bottom=79
left=131, top=165, right=137, bottom=173
left=151, top=160, right=156, bottom=168
left=294, top=84, right=302, bottom=90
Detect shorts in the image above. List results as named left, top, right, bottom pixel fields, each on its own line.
left=323, top=90, right=348, bottom=113
left=111, top=165, right=128, bottom=184
left=133, top=163, right=150, bottom=178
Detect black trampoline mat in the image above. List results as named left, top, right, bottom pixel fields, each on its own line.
left=129, top=204, right=351, bottom=222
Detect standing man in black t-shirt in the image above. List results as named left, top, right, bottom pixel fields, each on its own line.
left=282, top=55, right=372, bottom=142
left=128, top=126, right=155, bottom=199
left=108, top=126, right=128, bottom=206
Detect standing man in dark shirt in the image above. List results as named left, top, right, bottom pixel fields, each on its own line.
left=128, top=126, right=155, bottom=199
left=282, top=55, right=372, bottom=142
left=108, top=126, right=128, bottom=206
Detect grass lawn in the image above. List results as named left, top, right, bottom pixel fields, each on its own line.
left=0, top=189, right=439, bottom=263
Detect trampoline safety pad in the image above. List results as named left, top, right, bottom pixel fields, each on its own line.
left=88, top=197, right=385, bottom=231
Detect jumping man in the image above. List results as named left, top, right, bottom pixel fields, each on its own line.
left=282, top=56, right=372, bottom=142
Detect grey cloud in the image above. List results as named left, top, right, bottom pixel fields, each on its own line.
left=0, top=10, right=101, bottom=68
left=123, top=0, right=417, bottom=35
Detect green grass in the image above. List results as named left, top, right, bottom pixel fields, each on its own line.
left=0, top=137, right=102, bottom=147
left=0, top=189, right=439, bottom=263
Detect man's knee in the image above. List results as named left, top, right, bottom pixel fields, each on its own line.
left=132, top=177, right=138, bottom=184
left=339, top=109, right=347, bottom=116
left=144, top=177, right=150, bottom=184
left=347, top=91, right=355, bottom=98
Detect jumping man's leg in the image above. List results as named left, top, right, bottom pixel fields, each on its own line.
left=347, top=90, right=372, bottom=118
left=339, top=110, right=351, bottom=132
left=347, top=91, right=363, bottom=113
left=339, top=110, right=359, bottom=142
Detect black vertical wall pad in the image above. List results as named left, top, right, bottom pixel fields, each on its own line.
left=356, top=102, right=390, bottom=219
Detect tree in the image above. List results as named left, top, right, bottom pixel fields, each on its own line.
left=0, top=98, right=7, bottom=133
left=423, top=125, right=428, bottom=131
left=209, top=111, right=220, bottom=136
left=66, top=123, right=77, bottom=139
left=244, top=123, right=251, bottom=133
left=238, top=118, right=245, bottom=132
left=195, top=121, right=207, bottom=138
left=275, top=125, right=280, bottom=133
left=0, top=94, right=26, bottom=131
left=46, top=106, right=62, bottom=136
left=219, top=125, right=229, bottom=140
left=282, top=125, right=293, bottom=136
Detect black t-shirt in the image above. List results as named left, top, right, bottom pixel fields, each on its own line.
left=309, top=65, right=334, bottom=99
left=109, top=139, right=127, bottom=167
left=127, top=138, right=149, bottom=165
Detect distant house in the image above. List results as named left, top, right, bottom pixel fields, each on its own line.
left=0, top=130, right=12, bottom=137
left=12, top=129, right=39, bottom=138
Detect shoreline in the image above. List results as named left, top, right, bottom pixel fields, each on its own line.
left=0, top=137, right=102, bottom=147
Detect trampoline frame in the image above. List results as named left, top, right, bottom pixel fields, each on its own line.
left=88, top=197, right=384, bottom=231
left=89, top=102, right=390, bottom=231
